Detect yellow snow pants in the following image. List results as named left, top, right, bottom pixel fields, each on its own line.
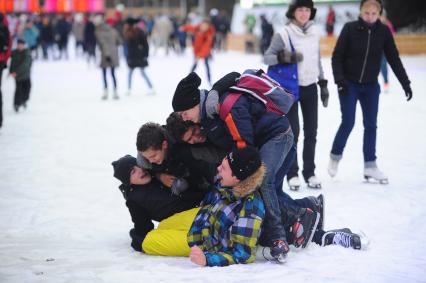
left=141, top=207, right=200, bottom=256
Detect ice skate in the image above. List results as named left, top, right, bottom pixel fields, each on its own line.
left=328, top=158, right=340, bottom=177
left=113, top=90, right=119, bottom=100
left=101, top=89, right=108, bottom=100
left=146, top=88, right=155, bottom=95
left=291, top=208, right=320, bottom=248
left=307, top=175, right=322, bottom=189
left=269, top=239, right=289, bottom=263
left=321, top=228, right=369, bottom=250
left=364, top=167, right=388, bottom=184
left=288, top=176, right=301, bottom=191
left=383, top=82, right=389, bottom=93
left=306, top=194, right=324, bottom=230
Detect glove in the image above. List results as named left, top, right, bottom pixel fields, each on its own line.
left=205, top=90, right=219, bottom=119
left=403, top=85, right=413, bottom=101
left=211, top=72, right=240, bottom=94
left=318, top=79, right=329, bottom=107
left=171, top=178, right=189, bottom=195
left=336, top=81, right=348, bottom=96
left=277, top=49, right=303, bottom=64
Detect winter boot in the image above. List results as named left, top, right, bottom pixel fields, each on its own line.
left=321, top=228, right=367, bottom=250
left=129, top=228, right=143, bottom=252
left=364, top=167, right=388, bottom=184
left=307, top=175, right=322, bottom=189
left=291, top=208, right=320, bottom=248
left=288, top=176, right=301, bottom=191
left=146, top=88, right=155, bottom=95
left=269, top=239, right=290, bottom=263
left=305, top=194, right=324, bottom=231
left=101, top=89, right=108, bottom=100
left=328, top=158, right=340, bottom=177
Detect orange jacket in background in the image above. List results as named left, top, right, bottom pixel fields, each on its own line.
left=181, top=24, right=215, bottom=59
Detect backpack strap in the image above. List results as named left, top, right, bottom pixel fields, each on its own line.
left=218, top=93, right=242, bottom=120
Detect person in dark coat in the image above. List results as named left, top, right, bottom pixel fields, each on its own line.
left=83, top=16, right=97, bottom=64
left=328, top=0, right=412, bottom=184
left=0, top=13, right=12, bottom=129
left=39, top=16, right=54, bottom=60
left=123, top=17, right=154, bottom=95
left=111, top=155, right=204, bottom=251
left=9, top=39, right=32, bottom=112
left=260, top=14, right=274, bottom=55
left=54, top=15, right=71, bottom=60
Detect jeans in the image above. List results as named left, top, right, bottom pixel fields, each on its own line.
left=259, top=130, right=294, bottom=244
left=331, top=81, right=380, bottom=162
left=128, top=67, right=153, bottom=90
left=190, top=57, right=211, bottom=84
left=287, top=83, right=318, bottom=181
left=380, top=55, right=388, bottom=84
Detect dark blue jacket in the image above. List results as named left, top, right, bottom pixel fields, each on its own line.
left=332, top=18, right=410, bottom=87
left=201, top=90, right=290, bottom=149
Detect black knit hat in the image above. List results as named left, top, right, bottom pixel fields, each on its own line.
left=172, top=72, right=201, bottom=112
left=17, top=38, right=26, bottom=45
left=111, top=155, right=137, bottom=185
left=227, top=146, right=261, bottom=181
left=125, top=17, right=139, bottom=25
left=286, top=0, right=317, bottom=20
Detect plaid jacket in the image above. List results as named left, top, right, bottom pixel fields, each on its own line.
left=187, top=185, right=265, bottom=266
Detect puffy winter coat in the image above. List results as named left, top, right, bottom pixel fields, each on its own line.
left=9, top=48, right=32, bottom=81
left=332, top=17, right=410, bottom=87
left=187, top=164, right=265, bottom=266
left=125, top=28, right=149, bottom=68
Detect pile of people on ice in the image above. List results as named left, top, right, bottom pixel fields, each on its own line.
left=110, top=0, right=412, bottom=267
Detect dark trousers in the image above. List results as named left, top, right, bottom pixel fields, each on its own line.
left=190, top=57, right=211, bottom=84
left=287, top=83, right=318, bottom=181
left=14, top=79, right=31, bottom=108
left=102, top=67, right=117, bottom=90
left=0, top=68, right=3, bottom=127
left=331, top=81, right=380, bottom=162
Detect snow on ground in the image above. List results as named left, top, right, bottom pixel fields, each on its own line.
left=0, top=48, right=426, bottom=283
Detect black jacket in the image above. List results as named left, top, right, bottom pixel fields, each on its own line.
left=125, top=28, right=149, bottom=68
left=124, top=179, right=204, bottom=238
left=332, top=18, right=410, bottom=87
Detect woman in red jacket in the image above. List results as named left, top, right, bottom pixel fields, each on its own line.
left=180, top=19, right=215, bottom=85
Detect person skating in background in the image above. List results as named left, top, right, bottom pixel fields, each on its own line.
left=54, top=14, right=71, bottom=60
left=0, top=13, right=12, bottom=129
left=83, top=15, right=97, bottom=64
left=39, top=16, right=54, bottom=60
left=22, top=20, right=39, bottom=59
left=264, top=0, right=329, bottom=190
left=72, top=13, right=85, bottom=57
left=111, top=154, right=204, bottom=252
left=9, top=39, right=32, bottom=113
left=95, top=15, right=122, bottom=100
left=180, top=19, right=215, bottom=85
left=329, top=0, right=412, bottom=184
left=325, top=5, right=336, bottom=37
left=123, top=17, right=154, bottom=95
left=260, top=14, right=274, bottom=55
left=379, top=11, right=395, bottom=92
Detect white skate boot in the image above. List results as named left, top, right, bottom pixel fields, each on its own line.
left=307, top=175, right=322, bottom=189
left=101, top=89, right=108, bottom=100
left=364, top=167, right=388, bottom=184
left=288, top=176, right=301, bottom=191
left=113, top=89, right=119, bottom=100
left=328, top=159, right=340, bottom=177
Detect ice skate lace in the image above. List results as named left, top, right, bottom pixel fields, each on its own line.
left=333, top=232, right=352, bottom=248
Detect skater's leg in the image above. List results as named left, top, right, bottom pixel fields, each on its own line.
left=128, top=67, right=134, bottom=90
left=286, top=101, right=299, bottom=180
left=140, top=67, right=153, bottom=89
left=111, top=67, right=117, bottom=90
left=102, top=68, right=108, bottom=89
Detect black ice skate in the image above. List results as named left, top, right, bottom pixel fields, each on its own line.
left=291, top=208, right=320, bottom=248
left=268, top=239, right=290, bottom=263
left=321, top=228, right=369, bottom=250
left=306, top=194, right=324, bottom=231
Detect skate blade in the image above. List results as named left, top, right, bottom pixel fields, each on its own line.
left=364, top=176, right=389, bottom=185
left=289, top=185, right=300, bottom=191
left=307, top=183, right=322, bottom=189
left=301, top=211, right=320, bottom=249
left=261, top=247, right=287, bottom=264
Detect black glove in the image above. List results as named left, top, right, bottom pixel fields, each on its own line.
left=211, top=72, right=241, bottom=94
left=403, top=84, right=413, bottom=101
left=277, top=49, right=303, bottom=64
left=336, top=81, right=348, bottom=96
left=171, top=178, right=189, bottom=195
left=318, top=79, right=329, bottom=107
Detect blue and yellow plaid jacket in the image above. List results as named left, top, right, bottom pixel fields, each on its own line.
left=187, top=169, right=265, bottom=267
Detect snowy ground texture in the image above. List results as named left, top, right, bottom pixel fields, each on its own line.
left=1, top=48, right=426, bottom=283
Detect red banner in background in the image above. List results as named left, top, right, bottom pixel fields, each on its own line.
left=0, top=0, right=15, bottom=13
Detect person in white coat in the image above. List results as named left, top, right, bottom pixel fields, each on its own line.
left=263, top=0, right=329, bottom=190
